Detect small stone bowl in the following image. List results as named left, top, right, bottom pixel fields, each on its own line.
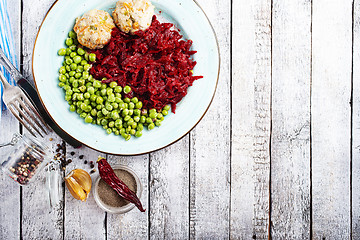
left=93, top=165, right=143, bottom=214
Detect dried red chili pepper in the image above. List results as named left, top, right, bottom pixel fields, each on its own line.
left=97, top=158, right=145, bottom=212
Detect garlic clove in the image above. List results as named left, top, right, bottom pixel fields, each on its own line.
left=65, top=169, right=92, bottom=202
left=71, top=169, right=92, bottom=194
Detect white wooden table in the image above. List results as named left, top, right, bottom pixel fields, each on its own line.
left=1, top=0, right=359, bottom=239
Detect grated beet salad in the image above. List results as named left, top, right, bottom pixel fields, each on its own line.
left=89, top=16, right=202, bottom=113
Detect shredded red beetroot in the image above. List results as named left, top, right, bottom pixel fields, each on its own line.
left=89, top=16, right=202, bottom=113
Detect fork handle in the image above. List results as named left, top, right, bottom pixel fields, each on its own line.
left=0, top=48, right=22, bottom=82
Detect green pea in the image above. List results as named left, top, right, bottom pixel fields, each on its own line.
left=70, top=63, right=77, bottom=70
left=122, top=108, right=129, bottom=116
left=134, top=116, right=140, bottom=122
left=69, top=45, right=77, bottom=51
left=59, top=66, right=66, bottom=74
left=80, top=112, right=87, bottom=118
left=90, top=94, right=97, bottom=102
left=120, top=128, right=126, bottom=135
left=129, top=102, right=135, bottom=109
left=148, top=123, right=155, bottom=130
left=109, top=81, right=117, bottom=88
left=66, top=65, right=71, bottom=72
left=69, top=77, right=75, bottom=83
left=66, top=89, right=73, bottom=96
left=115, top=97, right=122, bottom=103
left=103, top=125, right=108, bottom=130
left=128, top=109, right=133, bottom=116
left=115, top=119, right=122, bottom=128
left=87, top=86, right=95, bottom=95
left=114, top=130, right=120, bottom=135
left=119, top=102, right=126, bottom=110
left=140, top=116, right=146, bottom=124
left=112, top=102, right=119, bottom=109
left=108, top=95, right=115, bottom=103
left=149, top=111, right=157, bottom=119
left=65, top=58, right=73, bottom=65
left=105, top=103, right=113, bottom=111
left=162, top=109, right=168, bottom=116
left=77, top=48, right=85, bottom=55
left=76, top=66, right=84, bottom=72
left=58, top=48, right=66, bottom=56
left=77, top=108, right=83, bottom=114
left=69, top=105, right=76, bottom=112
left=72, top=80, right=79, bottom=87
left=127, top=118, right=134, bottom=125
left=157, top=113, right=163, bottom=119
left=134, top=109, right=141, bottom=116
left=101, top=119, right=108, bottom=126
left=155, top=120, right=161, bottom=126
left=163, top=105, right=171, bottom=111
left=97, top=111, right=104, bottom=118
left=73, top=56, right=82, bottom=64
left=69, top=71, right=75, bottom=77
left=96, top=96, right=103, bottom=104
left=146, top=117, right=153, bottom=124
left=106, top=128, right=112, bottom=134
left=84, top=92, right=90, bottom=99
left=131, top=97, right=138, bottom=103
left=124, top=97, right=130, bottom=103
left=100, top=89, right=107, bottom=96
left=79, top=85, right=86, bottom=92
left=109, top=121, right=115, bottom=128
left=84, top=64, right=91, bottom=71
left=123, top=85, right=131, bottom=94
left=65, top=95, right=72, bottom=101
left=85, top=115, right=93, bottom=123
left=102, top=108, right=109, bottom=116
left=89, top=53, right=96, bottom=62
left=114, top=86, right=122, bottom=93
left=124, top=115, right=131, bottom=122
left=135, top=131, right=142, bottom=138
left=130, top=129, right=136, bottom=135
left=66, top=48, right=72, bottom=55
left=70, top=52, right=77, bottom=58
left=101, top=83, right=107, bottom=89
left=93, top=80, right=102, bottom=88
left=77, top=93, right=84, bottom=101
left=96, top=104, right=103, bottom=110
left=75, top=72, right=82, bottom=79
left=68, top=30, right=77, bottom=39
left=59, top=74, right=67, bottom=82
left=91, top=109, right=97, bottom=117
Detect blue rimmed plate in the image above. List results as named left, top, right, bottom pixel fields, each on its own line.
left=32, top=0, right=219, bottom=155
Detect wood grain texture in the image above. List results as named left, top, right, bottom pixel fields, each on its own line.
left=21, top=0, right=65, bottom=238
left=0, top=1, right=21, bottom=239
left=230, top=0, right=272, bottom=239
left=270, top=0, right=311, bottom=239
left=189, top=0, right=231, bottom=238
left=64, top=146, right=106, bottom=239
left=107, top=155, right=149, bottom=239
left=312, top=0, right=352, bottom=238
left=353, top=0, right=360, bottom=238
left=149, top=137, right=189, bottom=239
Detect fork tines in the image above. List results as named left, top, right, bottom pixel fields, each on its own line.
left=7, top=92, right=51, bottom=138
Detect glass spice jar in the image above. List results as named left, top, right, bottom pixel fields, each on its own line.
left=0, top=133, right=50, bottom=185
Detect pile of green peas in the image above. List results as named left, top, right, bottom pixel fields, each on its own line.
left=57, top=30, right=170, bottom=140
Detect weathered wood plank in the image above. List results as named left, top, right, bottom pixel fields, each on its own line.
left=189, top=0, right=230, bottom=238
left=64, top=146, right=106, bottom=239
left=230, top=0, right=271, bottom=239
left=107, top=155, right=149, bottom=239
left=0, top=1, right=21, bottom=239
left=21, top=0, right=65, bottom=239
left=352, top=0, right=360, bottom=238
left=149, top=137, right=189, bottom=239
left=270, top=0, right=311, bottom=238
left=312, top=0, right=352, bottom=238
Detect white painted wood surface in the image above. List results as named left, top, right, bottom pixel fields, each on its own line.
left=1, top=0, right=360, bottom=239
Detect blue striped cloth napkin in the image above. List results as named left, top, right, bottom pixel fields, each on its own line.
left=0, top=0, right=18, bottom=122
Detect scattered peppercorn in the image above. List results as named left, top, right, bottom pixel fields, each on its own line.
left=84, top=160, right=88, bottom=164
left=79, top=155, right=84, bottom=159
left=90, top=164, right=95, bottom=169
left=90, top=169, right=96, bottom=174
left=70, top=152, right=75, bottom=156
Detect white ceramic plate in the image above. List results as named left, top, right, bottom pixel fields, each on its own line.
left=32, top=0, right=219, bottom=155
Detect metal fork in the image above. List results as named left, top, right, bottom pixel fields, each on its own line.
left=0, top=70, right=51, bottom=137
